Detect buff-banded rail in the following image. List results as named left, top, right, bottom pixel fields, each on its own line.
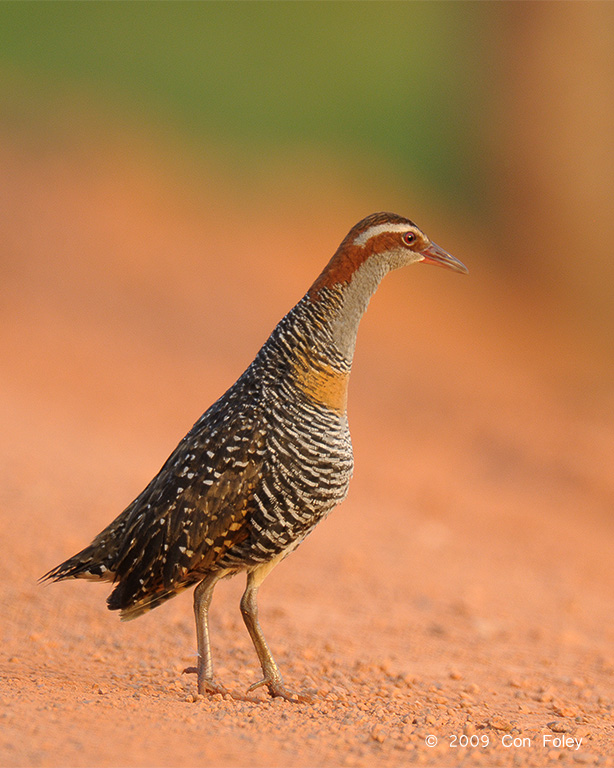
left=42, top=212, right=467, bottom=702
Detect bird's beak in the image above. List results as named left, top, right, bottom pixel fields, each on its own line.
left=419, top=242, right=468, bottom=274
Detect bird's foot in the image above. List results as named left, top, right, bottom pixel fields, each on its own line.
left=247, top=676, right=312, bottom=703
left=182, top=666, right=229, bottom=697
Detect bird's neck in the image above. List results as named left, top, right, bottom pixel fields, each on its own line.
left=308, top=254, right=388, bottom=366
left=263, top=254, right=388, bottom=416
left=274, top=258, right=385, bottom=415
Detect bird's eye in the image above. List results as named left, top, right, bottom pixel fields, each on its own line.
left=402, top=232, right=416, bottom=246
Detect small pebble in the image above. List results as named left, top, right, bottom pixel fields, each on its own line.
left=547, top=720, right=568, bottom=733
left=488, top=716, right=512, bottom=731
left=553, top=705, right=577, bottom=717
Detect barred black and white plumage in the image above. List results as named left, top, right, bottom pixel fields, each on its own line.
left=42, top=212, right=467, bottom=701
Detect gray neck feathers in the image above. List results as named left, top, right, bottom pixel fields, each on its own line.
left=329, top=257, right=389, bottom=364
left=263, top=256, right=390, bottom=380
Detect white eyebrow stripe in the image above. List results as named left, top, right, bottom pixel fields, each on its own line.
left=353, top=222, right=413, bottom=246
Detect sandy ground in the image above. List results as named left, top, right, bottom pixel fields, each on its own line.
left=1, top=133, right=613, bottom=767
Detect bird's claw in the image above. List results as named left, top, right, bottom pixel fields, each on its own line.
left=183, top=667, right=311, bottom=702
left=182, top=667, right=229, bottom=697
left=247, top=676, right=312, bottom=703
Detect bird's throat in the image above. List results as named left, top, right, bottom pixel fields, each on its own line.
left=287, top=256, right=388, bottom=414
left=327, top=257, right=388, bottom=364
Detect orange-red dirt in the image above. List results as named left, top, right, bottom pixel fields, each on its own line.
left=1, top=136, right=613, bottom=767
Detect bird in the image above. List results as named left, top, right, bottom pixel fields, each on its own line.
left=42, top=211, right=467, bottom=702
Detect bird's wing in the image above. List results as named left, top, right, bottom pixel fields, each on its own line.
left=106, top=418, right=267, bottom=618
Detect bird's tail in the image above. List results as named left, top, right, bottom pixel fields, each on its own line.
left=40, top=546, right=115, bottom=583
left=107, top=577, right=198, bottom=621
left=40, top=547, right=194, bottom=621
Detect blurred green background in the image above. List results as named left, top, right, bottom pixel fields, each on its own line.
left=1, top=2, right=494, bottom=208
left=1, top=1, right=613, bottom=343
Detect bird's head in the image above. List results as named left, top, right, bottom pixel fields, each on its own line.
left=309, top=212, right=467, bottom=299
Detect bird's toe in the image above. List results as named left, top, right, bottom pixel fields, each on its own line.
left=247, top=676, right=312, bottom=703
left=182, top=667, right=230, bottom=697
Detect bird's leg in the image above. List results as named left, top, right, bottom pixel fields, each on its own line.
left=184, top=571, right=228, bottom=696
left=240, top=558, right=310, bottom=703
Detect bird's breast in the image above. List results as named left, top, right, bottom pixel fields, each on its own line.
left=289, top=352, right=349, bottom=415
